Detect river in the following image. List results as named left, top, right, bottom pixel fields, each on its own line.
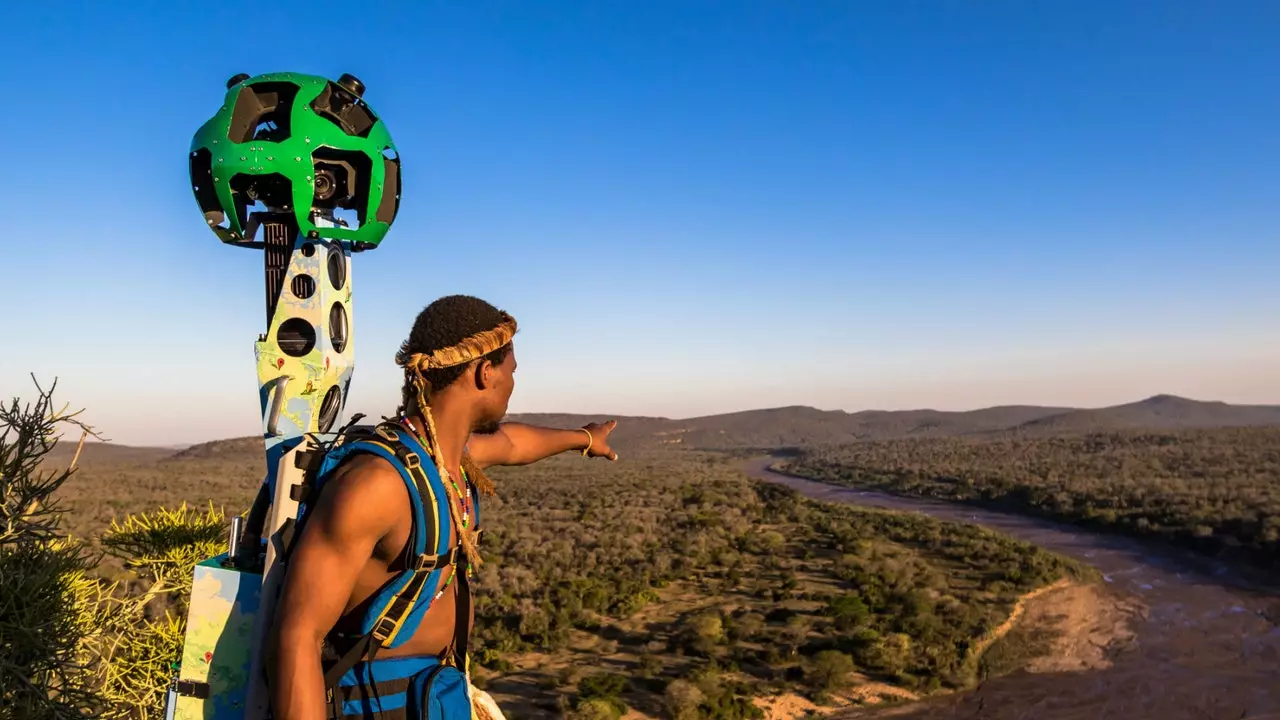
left=742, top=458, right=1280, bottom=720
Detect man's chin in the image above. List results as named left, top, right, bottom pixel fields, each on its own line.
left=473, top=420, right=502, bottom=435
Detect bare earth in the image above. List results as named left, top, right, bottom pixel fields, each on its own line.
left=745, top=459, right=1280, bottom=720
left=1020, top=581, right=1140, bottom=675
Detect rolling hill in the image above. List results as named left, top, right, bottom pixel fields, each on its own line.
left=1004, top=394, right=1280, bottom=436
left=515, top=394, right=1280, bottom=451
left=46, top=393, right=1280, bottom=461
left=42, top=440, right=175, bottom=467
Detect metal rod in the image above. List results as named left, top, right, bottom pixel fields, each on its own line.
left=237, top=481, right=271, bottom=568
left=228, top=516, right=243, bottom=559
left=265, top=376, right=290, bottom=436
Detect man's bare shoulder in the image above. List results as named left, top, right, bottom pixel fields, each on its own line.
left=310, top=452, right=410, bottom=528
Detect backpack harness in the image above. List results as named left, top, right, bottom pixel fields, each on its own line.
left=281, top=415, right=482, bottom=714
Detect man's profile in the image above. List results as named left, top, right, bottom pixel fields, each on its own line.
left=268, top=294, right=617, bottom=719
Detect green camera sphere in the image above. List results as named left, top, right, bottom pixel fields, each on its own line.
left=189, top=72, right=401, bottom=249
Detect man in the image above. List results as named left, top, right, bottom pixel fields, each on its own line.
left=269, top=295, right=618, bottom=719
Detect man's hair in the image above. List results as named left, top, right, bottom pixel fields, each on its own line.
left=395, top=295, right=513, bottom=412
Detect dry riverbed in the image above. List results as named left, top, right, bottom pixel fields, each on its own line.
left=746, top=458, right=1280, bottom=720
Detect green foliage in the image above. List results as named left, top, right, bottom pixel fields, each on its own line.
left=569, top=697, right=623, bottom=720
left=0, top=535, right=107, bottom=720
left=578, top=672, right=628, bottom=696
left=574, top=672, right=629, bottom=716
left=2, top=380, right=228, bottom=719
left=47, top=420, right=1097, bottom=714
left=0, top=377, right=109, bottom=719
left=90, top=505, right=227, bottom=718
left=684, top=667, right=763, bottom=720
left=785, top=428, right=1280, bottom=570
left=471, top=451, right=1078, bottom=691
left=101, top=503, right=226, bottom=594
left=613, top=588, right=660, bottom=617
left=826, top=594, right=870, bottom=631
left=664, top=679, right=705, bottom=720
left=93, top=612, right=186, bottom=717
left=806, top=650, right=855, bottom=698
left=727, top=612, right=765, bottom=643
left=683, top=611, right=725, bottom=656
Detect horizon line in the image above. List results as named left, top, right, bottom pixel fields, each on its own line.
left=67, top=391, right=1277, bottom=450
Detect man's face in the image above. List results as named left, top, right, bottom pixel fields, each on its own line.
left=473, top=346, right=516, bottom=435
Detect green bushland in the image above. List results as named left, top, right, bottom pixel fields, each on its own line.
left=20, top=377, right=1089, bottom=718
left=471, top=451, right=1090, bottom=715
left=778, top=428, right=1280, bottom=571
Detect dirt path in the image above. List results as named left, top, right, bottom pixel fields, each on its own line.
left=744, top=458, right=1280, bottom=720
left=961, top=578, right=1073, bottom=669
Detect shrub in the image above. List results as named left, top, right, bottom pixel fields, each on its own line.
left=570, top=697, right=623, bottom=720
left=1, top=378, right=230, bottom=719
left=663, top=679, right=704, bottom=720
left=0, top=377, right=109, bottom=719
left=807, top=650, right=855, bottom=697
left=95, top=504, right=226, bottom=716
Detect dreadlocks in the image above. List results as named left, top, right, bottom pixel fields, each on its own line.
left=393, top=295, right=517, bottom=569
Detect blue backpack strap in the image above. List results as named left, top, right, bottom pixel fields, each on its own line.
left=304, top=421, right=459, bottom=692
left=366, top=424, right=457, bottom=647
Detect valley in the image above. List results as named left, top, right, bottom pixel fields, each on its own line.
left=746, top=460, right=1280, bottom=719
left=40, top=393, right=1280, bottom=718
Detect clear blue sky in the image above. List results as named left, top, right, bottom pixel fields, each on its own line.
left=4, top=1, right=1277, bottom=446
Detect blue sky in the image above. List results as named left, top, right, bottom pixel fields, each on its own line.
left=3, top=1, right=1277, bottom=446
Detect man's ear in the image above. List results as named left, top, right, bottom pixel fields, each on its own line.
left=474, top=359, right=495, bottom=391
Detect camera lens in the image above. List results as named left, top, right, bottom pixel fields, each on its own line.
left=314, top=169, right=336, bottom=201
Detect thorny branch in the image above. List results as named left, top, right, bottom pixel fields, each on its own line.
left=0, top=375, right=105, bottom=546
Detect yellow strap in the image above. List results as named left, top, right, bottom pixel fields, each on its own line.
left=358, top=437, right=446, bottom=648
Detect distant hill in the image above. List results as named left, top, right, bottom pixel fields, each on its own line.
left=1004, top=395, right=1280, bottom=436
left=642, top=404, right=1074, bottom=450
left=54, top=394, right=1280, bottom=459
left=42, top=439, right=174, bottom=467
left=168, top=436, right=263, bottom=461
left=511, top=395, right=1280, bottom=450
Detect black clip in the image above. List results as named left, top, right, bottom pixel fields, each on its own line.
left=372, top=616, right=397, bottom=642
left=174, top=679, right=210, bottom=699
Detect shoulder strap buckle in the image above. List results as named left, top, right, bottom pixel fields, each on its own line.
left=413, top=545, right=458, bottom=572
left=372, top=616, right=397, bottom=643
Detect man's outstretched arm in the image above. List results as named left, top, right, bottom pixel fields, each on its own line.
left=468, top=420, right=618, bottom=469
left=267, top=457, right=404, bottom=720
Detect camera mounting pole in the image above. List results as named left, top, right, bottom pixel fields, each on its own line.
left=167, top=71, right=401, bottom=720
